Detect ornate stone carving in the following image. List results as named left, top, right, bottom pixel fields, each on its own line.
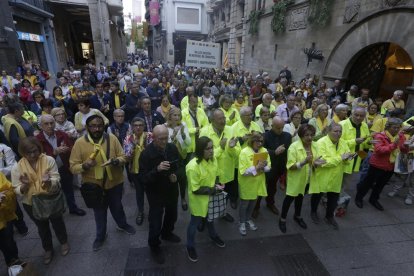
left=384, top=0, right=404, bottom=7
left=288, top=6, right=309, bottom=31
left=343, top=0, right=361, bottom=23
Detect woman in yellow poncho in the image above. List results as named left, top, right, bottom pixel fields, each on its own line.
left=186, top=136, right=225, bottom=262
left=310, top=123, right=352, bottom=230
left=123, top=117, right=153, bottom=226
left=279, top=124, right=322, bottom=233
left=238, top=131, right=271, bottom=236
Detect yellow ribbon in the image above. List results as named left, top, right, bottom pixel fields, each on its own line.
left=385, top=131, right=399, bottom=163
left=114, top=91, right=121, bottom=108
left=88, top=134, right=113, bottom=180
left=132, top=133, right=145, bottom=174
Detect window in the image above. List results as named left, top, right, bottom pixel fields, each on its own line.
left=177, top=7, right=199, bottom=24
left=251, top=45, right=254, bottom=58
left=274, top=44, right=278, bottom=60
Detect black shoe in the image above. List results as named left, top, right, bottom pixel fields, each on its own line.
left=161, top=233, right=181, bottom=243
left=182, top=199, right=188, bottom=211
left=187, top=247, right=198, bottom=262
left=355, top=199, right=363, bottom=209
left=369, top=200, right=384, bottom=211
left=197, top=219, right=205, bottom=232
left=310, top=212, right=320, bottom=224
left=136, top=212, right=144, bottom=226
left=230, top=201, right=238, bottom=209
left=17, top=228, right=29, bottom=237
left=324, top=217, right=339, bottom=230
left=293, top=217, right=307, bottom=229
left=151, top=246, right=165, bottom=264
left=117, top=224, right=136, bottom=235
left=211, top=236, right=225, bottom=248
left=70, top=208, right=86, bottom=216
left=222, top=213, right=234, bottom=222
left=93, top=234, right=107, bottom=252
left=279, top=219, right=286, bottom=233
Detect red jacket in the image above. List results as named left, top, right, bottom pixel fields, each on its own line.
left=369, top=132, right=409, bottom=171
left=36, top=130, right=73, bottom=171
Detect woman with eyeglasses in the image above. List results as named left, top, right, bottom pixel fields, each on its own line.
left=238, top=131, right=271, bottom=236
left=51, top=107, right=78, bottom=139
left=279, top=124, right=321, bottom=233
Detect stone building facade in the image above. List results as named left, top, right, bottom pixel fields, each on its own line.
left=146, top=0, right=209, bottom=65
left=209, top=0, right=414, bottom=106
left=46, top=0, right=127, bottom=69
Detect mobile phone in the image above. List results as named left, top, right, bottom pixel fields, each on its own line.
left=168, top=159, right=179, bottom=165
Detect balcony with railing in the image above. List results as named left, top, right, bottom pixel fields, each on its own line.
left=9, top=0, right=53, bottom=17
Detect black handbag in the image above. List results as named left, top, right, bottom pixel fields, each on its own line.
left=80, top=134, right=110, bottom=209
left=31, top=189, right=67, bottom=221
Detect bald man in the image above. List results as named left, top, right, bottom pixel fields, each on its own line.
left=252, top=116, right=292, bottom=218
left=139, top=125, right=182, bottom=264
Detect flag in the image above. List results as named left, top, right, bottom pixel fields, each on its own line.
left=223, top=52, right=229, bottom=68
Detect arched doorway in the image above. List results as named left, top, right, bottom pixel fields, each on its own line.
left=346, top=43, right=414, bottom=100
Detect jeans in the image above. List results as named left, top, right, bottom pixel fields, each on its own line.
left=132, top=174, right=145, bottom=213
left=176, top=166, right=188, bottom=200
left=356, top=166, right=394, bottom=202
left=186, top=215, right=217, bottom=249
left=281, top=194, right=304, bottom=219
left=239, top=199, right=255, bottom=223
left=93, top=183, right=128, bottom=241
left=358, top=151, right=373, bottom=187
left=311, top=192, right=339, bottom=219
left=0, top=222, right=19, bottom=265
left=23, top=204, right=67, bottom=251
left=147, top=196, right=178, bottom=248
left=59, top=168, right=78, bottom=212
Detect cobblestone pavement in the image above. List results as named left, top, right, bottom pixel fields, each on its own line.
left=2, top=174, right=414, bottom=275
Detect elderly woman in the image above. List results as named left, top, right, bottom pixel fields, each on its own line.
left=365, top=103, right=382, bottom=129
left=156, top=94, right=175, bottom=119
left=124, top=117, right=153, bottom=225
left=355, top=118, right=409, bottom=210
left=238, top=131, right=271, bottom=236
left=279, top=124, right=321, bottom=233
left=11, top=137, right=69, bottom=265
left=283, top=110, right=303, bottom=142
left=185, top=136, right=225, bottom=262
left=256, top=106, right=272, bottom=132
left=220, top=94, right=240, bottom=126
left=74, top=98, right=109, bottom=135
left=310, top=123, right=352, bottom=229
left=51, top=107, right=77, bottom=139
left=332, top=104, right=349, bottom=123
left=165, top=107, right=191, bottom=210
left=308, top=104, right=331, bottom=140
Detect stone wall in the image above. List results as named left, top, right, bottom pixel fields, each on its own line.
left=240, top=0, right=414, bottom=87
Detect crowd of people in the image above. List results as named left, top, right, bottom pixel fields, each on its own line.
left=0, top=58, right=414, bottom=269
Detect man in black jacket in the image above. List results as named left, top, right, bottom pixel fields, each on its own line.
left=139, top=125, right=181, bottom=264
left=253, top=116, right=291, bottom=218
left=136, top=97, right=165, bottom=132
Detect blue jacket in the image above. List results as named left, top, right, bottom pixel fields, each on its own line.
left=89, top=93, right=112, bottom=110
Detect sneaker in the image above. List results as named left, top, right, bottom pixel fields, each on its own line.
left=150, top=246, right=165, bottom=264
left=186, top=247, right=198, bottom=262
left=93, top=238, right=106, bottom=252
left=310, top=212, right=320, bottom=224
left=405, top=197, right=413, bottom=205
left=388, top=191, right=397, bottom=197
left=246, top=220, right=258, bottom=231
left=239, top=223, right=247, bottom=236
left=324, top=217, right=339, bottom=230
left=117, top=224, right=136, bottom=235
left=211, top=236, right=226, bottom=248
left=161, top=233, right=181, bottom=243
